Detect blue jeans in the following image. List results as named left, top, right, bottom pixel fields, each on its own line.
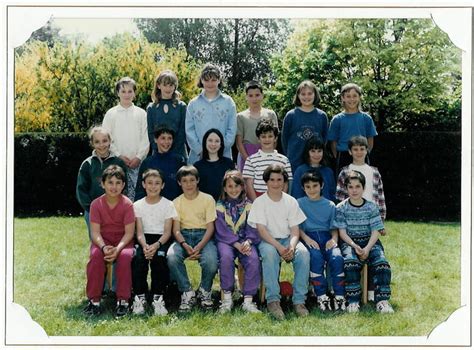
left=166, top=229, right=218, bottom=293
left=258, top=237, right=310, bottom=305
left=341, top=241, right=391, bottom=303
left=304, top=231, right=345, bottom=297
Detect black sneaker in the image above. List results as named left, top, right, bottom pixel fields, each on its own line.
left=83, top=300, right=102, bottom=316
left=115, top=300, right=129, bottom=318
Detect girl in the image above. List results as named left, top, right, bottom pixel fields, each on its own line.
left=291, top=136, right=336, bottom=201
left=194, top=128, right=235, bottom=201
left=281, top=80, right=328, bottom=172
left=131, top=168, right=177, bottom=316
left=146, top=70, right=188, bottom=161
left=327, top=83, right=378, bottom=174
left=215, top=170, right=261, bottom=313
left=235, top=80, right=279, bottom=172
left=76, top=126, right=128, bottom=239
left=185, top=63, right=237, bottom=165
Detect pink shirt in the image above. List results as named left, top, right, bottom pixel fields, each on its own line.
left=90, top=194, right=135, bottom=241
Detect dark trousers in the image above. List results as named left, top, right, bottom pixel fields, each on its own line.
left=132, top=234, right=170, bottom=296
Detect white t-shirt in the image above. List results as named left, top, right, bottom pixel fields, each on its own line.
left=349, top=163, right=374, bottom=202
left=133, top=197, right=178, bottom=235
left=248, top=192, right=306, bottom=239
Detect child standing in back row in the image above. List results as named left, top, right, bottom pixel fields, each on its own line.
left=102, top=77, right=149, bottom=201
left=327, top=83, right=378, bottom=175
left=281, top=80, right=328, bottom=172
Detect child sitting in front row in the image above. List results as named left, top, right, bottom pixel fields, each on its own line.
left=334, top=170, right=393, bottom=313
left=84, top=165, right=135, bottom=318
left=131, top=169, right=177, bottom=316
left=166, top=165, right=218, bottom=312
left=297, top=171, right=345, bottom=311
left=215, top=170, right=261, bottom=313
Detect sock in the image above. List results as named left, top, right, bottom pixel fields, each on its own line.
left=223, top=291, right=232, bottom=300
left=243, top=296, right=253, bottom=304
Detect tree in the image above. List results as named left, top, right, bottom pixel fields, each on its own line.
left=134, top=18, right=291, bottom=91
left=268, top=19, right=461, bottom=132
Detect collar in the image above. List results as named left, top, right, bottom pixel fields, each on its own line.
left=116, top=103, right=135, bottom=111
left=199, top=90, right=222, bottom=102
left=257, top=149, right=277, bottom=157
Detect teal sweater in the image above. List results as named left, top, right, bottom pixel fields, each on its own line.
left=76, top=151, right=127, bottom=211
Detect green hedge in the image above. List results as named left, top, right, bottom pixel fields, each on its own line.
left=14, top=132, right=461, bottom=221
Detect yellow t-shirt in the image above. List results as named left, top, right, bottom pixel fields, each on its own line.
left=173, top=192, right=216, bottom=229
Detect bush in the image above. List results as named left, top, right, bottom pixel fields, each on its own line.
left=14, top=131, right=461, bottom=221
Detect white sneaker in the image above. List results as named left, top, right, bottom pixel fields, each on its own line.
left=152, top=295, right=168, bottom=316
left=333, top=296, right=346, bottom=311
left=132, top=295, right=146, bottom=315
left=242, top=301, right=261, bottom=313
left=219, top=297, right=233, bottom=314
left=376, top=300, right=394, bottom=313
left=198, top=287, right=213, bottom=309
left=179, top=290, right=196, bottom=312
left=317, top=295, right=332, bottom=311
left=347, top=302, right=360, bottom=313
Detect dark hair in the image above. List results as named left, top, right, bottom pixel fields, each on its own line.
left=302, top=136, right=328, bottom=166
left=300, top=170, right=324, bottom=188
left=348, top=135, right=369, bottom=149
left=153, top=125, right=175, bottom=139
left=220, top=169, right=246, bottom=201
left=293, top=80, right=321, bottom=107
left=176, top=165, right=200, bottom=183
left=245, top=80, right=263, bottom=94
left=151, top=70, right=181, bottom=105
left=262, top=164, right=289, bottom=183
left=343, top=170, right=366, bottom=189
left=142, top=168, right=165, bottom=184
left=201, top=128, right=224, bottom=160
left=101, top=165, right=126, bottom=183
left=197, top=63, right=223, bottom=89
left=115, top=76, right=136, bottom=94
left=255, top=118, right=278, bottom=138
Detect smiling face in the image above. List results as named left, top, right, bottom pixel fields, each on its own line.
left=178, top=174, right=199, bottom=196
left=341, top=88, right=361, bottom=113
left=223, top=177, right=243, bottom=200
left=349, top=144, right=368, bottom=165
left=346, top=179, right=364, bottom=201
left=266, top=172, right=285, bottom=195
left=142, top=175, right=164, bottom=199
left=258, top=131, right=276, bottom=152
left=298, top=86, right=315, bottom=109
left=205, top=132, right=222, bottom=157
left=117, top=83, right=135, bottom=107
left=303, top=180, right=323, bottom=200
left=245, top=88, right=264, bottom=109
left=157, top=82, right=176, bottom=99
left=102, top=176, right=125, bottom=198
left=308, top=148, right=323, bottom=166
left=91, top=132, right=111, bottom=158
left=155, top=132, right=174, bottom=154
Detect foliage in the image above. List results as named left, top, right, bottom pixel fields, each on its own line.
left=135, top=18, right=291, bottom=91
left=14, top=217, right=460, bottom=337
left=268, top=19, right=461, bottom=132
left=14, top=33, right=201, bottom=132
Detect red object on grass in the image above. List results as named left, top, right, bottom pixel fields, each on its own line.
left=280, top=281, right=293, bottom=297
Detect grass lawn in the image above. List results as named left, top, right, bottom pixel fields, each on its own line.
left=13, top=217, right=460, bottom=337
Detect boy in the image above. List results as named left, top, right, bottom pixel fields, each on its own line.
left=248, top=164, right=310, bottom=320
left=334, top=170, right=393, bottom=313
left=242, top=118, right=293, bottom=201
left=297, top=171, right=346, bottom=311
left=84, top=165, right=135, bottom=318
left=166, top=165, right=218, bottom=312
left=102, top=77, right=149, bottom=201
left=235, top=80, right=279, bottom=171
left=131, top=169, right=177, bottom=316
left=134, top=125, right=185, bottom=201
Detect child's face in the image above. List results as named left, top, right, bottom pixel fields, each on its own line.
left=346, top=179, right=364, bottom=200
left=266, top=172, right=285, bottom=194
left=309, top=148, right=323, bottom=165
left=117, top=83, right=135, bottom=106
left=205, top=132, right=221, bottom=157
left=341, top=88, right=360, bottom=112
left=92, top=132, right=111, bottom=158
left=102, top=176, right=125, bottom=198
left=349, top=145, right=367, bottom=164
left=258, top=131, right=276, bottom=152
left=178, top=175, right=199, bottom=195
left=224, top=178, right=243, bottom=200
left=303, top=180, right=322, bottom=200
left=298, top=87, right=315, bottom=108
left=155, top=133, right=174, bottom=153
left=201, top=77, right=220, bottom=94
left=245, top=88, right=264, bottom=109
left=143, top=175, right=164, bottom=198
left=158, top=82, right=175, bottom=99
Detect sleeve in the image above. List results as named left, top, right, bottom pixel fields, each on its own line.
left=133, top=201, right=142, bottom=218
left=323, top=167, right=336, bottom=202
left=242, top=157, right=255, bottom=179
left=214, top=207, right=239, bottom=245
left=290, top=167, right=305, bottom=199
left=321, top=112, right=329, bottom=142
left=176, top=103, right=187, bottom=156
left=76, top=160, right=92, bottom=211
left=236, top=113, right=244, bottom=136
left=224, top=98, right=237, bottom=150
left=89, top=199, right=102, bottom=224
left=333, top=204, right=347, bottom=229
left=335, top=168, right=348, bottom=203
left=270, top=110, right=279, bottom=131
left=369, top=203, right=384, bottom=231
left=123, top=199, right=136, bottom=225
left=133, top=160, right=147, bottom=201
left=280, top=111, right=291, bottom=154
left=327, top=115, right=339, bottom=142
left=137, top=109, right=150, bottom=160
left=165, top=201, right=179, bottom=220
left=365, top=114, right=378, bottom=137
left=146, top=104, right=158, bottom=154
left=185, top=100, right=202, bottom=156
left=102, top=109, right=119, bottom=156
left=287, top=197, right=306, bottom=227
left=374, top=168, right=387, bottom=220
left=297, top=199, right=308, bottom=231
left=328, top=203, right=337, bottom=230
left=173, top=197, right=181, bottom=221
left=205, top=196, right=217, bottom=224
left=247, top=199, right=265, bottom=228
left=284, top=158, right=293, bottom=180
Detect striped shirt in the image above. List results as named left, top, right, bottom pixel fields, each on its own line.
left=242, top=150, right=293, bottom=193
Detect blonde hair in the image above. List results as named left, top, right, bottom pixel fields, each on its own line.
left=88, top=125, right=111, bottom=147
